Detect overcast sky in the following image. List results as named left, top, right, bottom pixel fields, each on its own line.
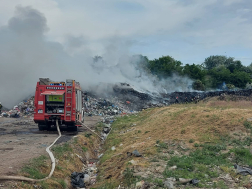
left=1, top=0, right=252, bottom=65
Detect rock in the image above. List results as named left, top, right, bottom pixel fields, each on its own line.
left=168, top=165, right=177, bottom=170
left=142, top=181, right=151, bottom=189
left=174, top=150, right=180, bottom=155
left=111, top=146, right=116, bottom=150
left=136, top=180, right=145, bottom=188
left=155, top=166, right=166, bottom=173
left=219, top=174, right=234, bottom=183
left=133, top=172, right=145, bottom=176
left=164, top=178, right=176, bottom=189
left=129, top=160, right=138, bottom=165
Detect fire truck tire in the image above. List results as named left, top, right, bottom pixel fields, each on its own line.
left=70, top=125, right=78, bottom=132
left=67, top=123, right=78, bottom=131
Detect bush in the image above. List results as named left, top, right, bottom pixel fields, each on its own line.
left=189, top=139, right=195, bottom=143
left=243, top=120, right=252, bottom=129
left=192, top=80, right=205, bottom=91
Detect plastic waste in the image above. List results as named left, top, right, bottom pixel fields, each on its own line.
left=70, top=172, right=85, bottom=188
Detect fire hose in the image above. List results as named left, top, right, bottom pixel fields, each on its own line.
left=0, top=119, right=62, bottom=182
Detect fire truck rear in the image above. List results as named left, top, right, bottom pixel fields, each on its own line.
left=34, top=78, right=84, bottom=131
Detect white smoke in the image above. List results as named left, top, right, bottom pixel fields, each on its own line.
left=0, top=6, right=194, bottom=108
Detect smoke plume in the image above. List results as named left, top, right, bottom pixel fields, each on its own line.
left=0, top=6, right=193, bottom=108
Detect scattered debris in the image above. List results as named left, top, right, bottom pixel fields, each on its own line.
left=179, top=178, right=192, bottom=184
left=132, top=150, right=142, bottom=157
left=70, top=172, right=85, bottom=188
left=235, top=164, right=252, bottom=175
left=111, top=146, right=116, bottom=151
left=136, top=180, right=145, bottom=188
left=190, top=179, right=200, bottom=185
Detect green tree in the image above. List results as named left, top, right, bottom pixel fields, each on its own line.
left=148, top=56, right=183, bottom=77
left=204, top=55, right=239, bottom=70
left=208, top=66, right=231, bottom=88
left=183, top=64, right=206, bottom=81
left=192, top=80, right=205, bottom=91
left=230, top=71, right=251, bottom=88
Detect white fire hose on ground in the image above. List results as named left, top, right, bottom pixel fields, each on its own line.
left=0, top=120, right=62, bottom=182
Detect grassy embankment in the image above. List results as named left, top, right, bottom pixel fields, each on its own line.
left=94, top=97, right=252, bottom=188
left=12, top=132, right=100, bottom=189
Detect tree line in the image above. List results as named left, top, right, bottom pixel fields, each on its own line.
left=139, top=55, right=252, bottom=91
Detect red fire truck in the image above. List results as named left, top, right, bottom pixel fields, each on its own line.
left=34, top=78, right=84, bottom=131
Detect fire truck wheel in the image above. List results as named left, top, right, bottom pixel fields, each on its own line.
left=71, top=126, right=78, bottom=132
left=67, top=123, right=78, bottom=132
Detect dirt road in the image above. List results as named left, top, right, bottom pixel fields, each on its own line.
left=0, top=116, right=101, bottom=176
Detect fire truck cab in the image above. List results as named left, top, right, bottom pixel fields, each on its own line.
left=34, top=78, right=84, bottom=131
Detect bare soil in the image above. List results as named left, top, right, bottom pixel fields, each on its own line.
left=0, top=116, right=101, bottom=177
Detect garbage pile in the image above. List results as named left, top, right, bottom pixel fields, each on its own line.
left=85, top=83, right=252, bottom=114
left=71, top=157, right=98, bottom=188
left=0, top=96, right=34, bottom=118
left=83, top=94, right=138, bottom=117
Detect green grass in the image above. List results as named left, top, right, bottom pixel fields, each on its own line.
left=231, top=148, right=252, bottom=166
left=189, top=139, right=195, bottom=143
left=21, top=155, right=48, bottom=179
left=123, top=167, right=136, bottom=187
left=243, top=120, right=252, bottom=129
left=156, top=141, right=168, bottom=152
left=213, top=180, right=229, bottom=189
left=40, top=181, right=49, bottom=189
left=164, top=144, right=230, bottom=187
left=100, top=153, right=112, bottom=164
left=82, top=146, right=88, bottom=152
left=150, top=158, right=159, bottom=162
left=52, top=143, right=72, bottom=157
left=58, top=179, right=67, bottom=189
left=73, top=137, right=78, bottom=144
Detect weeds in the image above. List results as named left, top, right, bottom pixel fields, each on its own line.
left=164, top=144, right=229, bottom=187
left=231, top=148, right=252, bottom=166
left=150, top=158, right=159, bottom=162
left=21, top=155, right=48, bottom=179
left=123, top=168, right=136, bottom=186
left=58, top=179, right=67, bottom=189
left=73, top=137, right=78, bottom=144
left=243, top=120, right=252, bottom=129
left=85, top=133, right=92, bottom=138
left=40, top=181, right=49, bottom=189
left=194, top=143, right=199, bottom=147
left=157, top=141, right=168, bottom=152
left=189, top=139, right=195, bottom=143
left=52, top=143, right=72, bottom=157
left=181, top=129, right=186, bottom=134
left=82, top=146, right=88, bottom=152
